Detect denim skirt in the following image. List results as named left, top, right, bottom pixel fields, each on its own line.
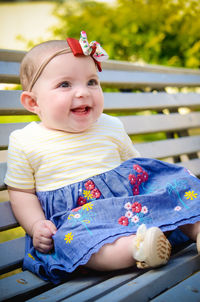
left=23, top=157, right=200, bottom=283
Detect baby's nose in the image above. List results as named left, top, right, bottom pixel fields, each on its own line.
left=75, top=86, right=90, bottom=98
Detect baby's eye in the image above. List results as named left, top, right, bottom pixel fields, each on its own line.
left=88, top=79, right=98, bottom=86
left=59, top=81, right=71, bottom=88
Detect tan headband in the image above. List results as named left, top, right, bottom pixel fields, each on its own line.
left=28, top=47, right=72, bottom=92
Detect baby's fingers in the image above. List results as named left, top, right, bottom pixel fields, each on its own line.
left=42, top=226, right=55, bottom=239
left=44, top=221, right=57, bottom=236
left=36, top=242, right=54, bottom=254
left=33, top=236, right=54, bottom=253
left=40, top=235, right=53, bottom=245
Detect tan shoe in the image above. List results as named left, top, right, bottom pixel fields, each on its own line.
left=133, top=224, right=172, bottom=269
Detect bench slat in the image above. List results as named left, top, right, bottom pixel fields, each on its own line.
left=27, top=272, right=136, bottom=302
left=151, top=270, right=200, bottom=301
left=103, top=60, right=200, bottom=75
left=0, top=162, right=7, bottom=190
left=136, top=135, right=200, bottom=159
left=0, top=90, right=24, bottom=115
left=104, top=92, right=200, bottom=112
left=0, top=61, right=21, bottom=84
left=0, top=270, right=48, bottom=301
left=178, top=158, right=200, bottom=177
left=120, top=112, right=200, bottom=135
left=100, top=70, right=200, bottom=89
left=0, top=201, right=18, bottom=231
left=0, top=237, right=25, bottom=274
left=0, top=49, right=25, bottom=62
left=0, top=122, right=28, bottom=149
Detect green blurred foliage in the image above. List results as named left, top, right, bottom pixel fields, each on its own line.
left=52, top=0, right=200, bottom=68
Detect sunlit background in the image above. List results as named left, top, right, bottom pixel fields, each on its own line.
left=0, top=1, right=59, bottom=50
left=1, top=0, right=200, bottom=68
left=0, top=0, right=115, bottom=50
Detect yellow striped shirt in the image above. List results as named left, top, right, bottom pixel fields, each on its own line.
left=5, top=114, right=140, bottom=191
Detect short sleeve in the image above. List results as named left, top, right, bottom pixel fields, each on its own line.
left=117, top=119, right=141, bottom=161
left=4, top=132, right=35, bottom=189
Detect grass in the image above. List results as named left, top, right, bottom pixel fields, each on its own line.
left=0, top=115, right=39, bottom=123
left=0, top=268, right=23, bottom=280
left=131, top=132, right=167, bottom=143
left=0, top=227, right=25, bottom=244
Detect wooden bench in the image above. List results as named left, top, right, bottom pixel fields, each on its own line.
left=0, top=49, right=200, bottom=301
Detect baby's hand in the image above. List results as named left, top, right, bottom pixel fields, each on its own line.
left=32, top=219, right=57, bottom=253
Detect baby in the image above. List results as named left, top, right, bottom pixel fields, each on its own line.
left=5, top=31, right=200, bottom=283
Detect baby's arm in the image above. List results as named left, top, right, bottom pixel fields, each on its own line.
left=8, top=187, right=57, bottom=253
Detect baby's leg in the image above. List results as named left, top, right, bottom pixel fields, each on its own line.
left=179, top=222, right=200, bottom=242
left=86, top=235, right=136, bottom=271
left=86, top=225, right=171, bottom=271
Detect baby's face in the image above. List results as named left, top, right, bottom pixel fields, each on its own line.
left=32, top=53, right=104, bottom=133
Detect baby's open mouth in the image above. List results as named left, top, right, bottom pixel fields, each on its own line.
left=71, top=106, right=91, bottom=113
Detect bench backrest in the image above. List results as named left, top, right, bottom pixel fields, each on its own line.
left=0, top=49, right=200, bottom=278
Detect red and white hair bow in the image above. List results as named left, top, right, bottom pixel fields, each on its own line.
left=67, top=31, right=109, bottom=72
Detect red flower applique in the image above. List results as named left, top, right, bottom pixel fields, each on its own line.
left=85, top=180, right=95, bottom=190
left=128, top=174, right=136, bottom=185
left=133, top=184, right=140, bottom=195
left=133, top=164, right=143, bottom=173
left=77, top=181, right=101, bottom=207
left=91, top=188, right=101, bottom=199
left=142, top=171, right=148, bottom=182
left=118, top=216, right=129, bottom=226
left=132, top=202, right=142, bottom=213
left=129, top=164, right=149, bottom=197
left=136, top=174, right=143, bottom=185
left=77, top=196, right=87, bottom=206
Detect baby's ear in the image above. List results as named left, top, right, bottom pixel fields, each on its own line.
left=21, top=91, right=39, bottom=114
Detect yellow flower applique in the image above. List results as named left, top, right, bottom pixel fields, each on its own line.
left=28, top=253, right=35, bottom=260
left=83, top=190, right=93, bottom=200
left=64, top=232, right=74, bottom=243
left=184, top=191, right=198, bottom=200
left=82, top=202, right=94, bottom=211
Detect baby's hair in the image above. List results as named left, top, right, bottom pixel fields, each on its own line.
left=20, top=40, right=71, bottom=91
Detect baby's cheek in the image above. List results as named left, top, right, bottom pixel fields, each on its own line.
left=52, top=108, right=67, bottom=120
